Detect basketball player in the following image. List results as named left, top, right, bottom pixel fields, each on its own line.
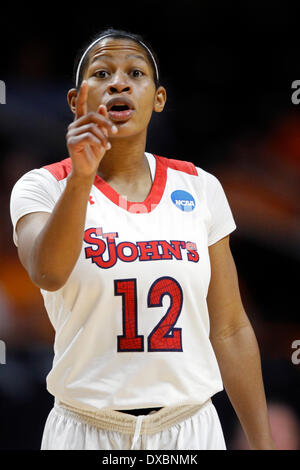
left=10, top=29, right=275, bottom=450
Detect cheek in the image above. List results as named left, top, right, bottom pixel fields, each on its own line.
left=138, top=83, right=156, bottom=118
left=86, top=82, right=105, bottom=111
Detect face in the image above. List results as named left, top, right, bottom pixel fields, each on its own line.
left=68, top=38, right=166, bottom=138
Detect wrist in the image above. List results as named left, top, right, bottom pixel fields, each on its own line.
left=249, top=436, right=276, bottom=450
left=67, top=170, right=95, bottom=190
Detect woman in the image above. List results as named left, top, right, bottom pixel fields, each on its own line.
left=10, top=28, right=275, bottom=450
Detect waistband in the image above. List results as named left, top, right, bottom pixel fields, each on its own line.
left=117, top=407, right=162, bottom=416
left=55, top=399, right=211, bottom=437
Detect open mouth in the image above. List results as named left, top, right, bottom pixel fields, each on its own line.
left=106, top=100, right=135, bottom=122
left=110, top=104, right=130, bottom=112
left=108, top=105, right=134, bottom=121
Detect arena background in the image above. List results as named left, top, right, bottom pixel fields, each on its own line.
left=0, top=1, right=300, bottom=450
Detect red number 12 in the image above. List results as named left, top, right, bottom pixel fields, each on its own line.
left=115, top=276, right=183, bottom=352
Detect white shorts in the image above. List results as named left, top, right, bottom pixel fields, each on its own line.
left=41, top=399, right=226, bottom=450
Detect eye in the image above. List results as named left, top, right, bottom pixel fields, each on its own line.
left=131, top=69, right=143, bottom=78
left=93, top=70, right=109, bottom=79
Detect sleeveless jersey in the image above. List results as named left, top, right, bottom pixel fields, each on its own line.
left=10, top=153, right=236, bottom=412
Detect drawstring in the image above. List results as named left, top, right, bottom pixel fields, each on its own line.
left=130, top=415, right=144, bottom=450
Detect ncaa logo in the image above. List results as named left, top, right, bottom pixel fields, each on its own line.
left=171, top=190, right=195, bottom=212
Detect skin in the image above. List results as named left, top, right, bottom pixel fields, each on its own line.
left=17, top=38, right=167, bottom=289
left=208, top=236, right=276, bottom=449
left=67, top=38, right=166, bottom=199
left=14, top=38, right=275, bottom=449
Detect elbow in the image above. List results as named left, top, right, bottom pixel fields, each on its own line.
left=210, top=315, right=251, bottom=344
left=26, top=245, right=72, bottom=291
left=30, top=270, right=67, bottom=292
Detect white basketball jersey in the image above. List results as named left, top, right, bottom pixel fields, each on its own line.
left=10, top=153, right=236, bottom=412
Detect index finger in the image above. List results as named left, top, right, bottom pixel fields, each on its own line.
left=75, top=80, right=88, bottom=119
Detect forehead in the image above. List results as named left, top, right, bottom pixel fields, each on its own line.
left=87, top=38, right=151, bottom=65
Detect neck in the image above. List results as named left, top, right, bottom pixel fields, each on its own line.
left=97, top=130, right=148, bottom=183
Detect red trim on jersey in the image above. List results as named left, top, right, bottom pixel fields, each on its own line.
left=43, top=158, right=72, bottom=180
left=158, top=155, right=198, bottom=176
left=43, top=154, right=197, bottom=213
left=93, top=154, right=167, bottom=213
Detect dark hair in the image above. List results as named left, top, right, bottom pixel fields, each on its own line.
left=73, top=28, right=161, bottom=90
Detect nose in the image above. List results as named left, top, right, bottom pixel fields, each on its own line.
left=108, top=71, right=132, bottom=95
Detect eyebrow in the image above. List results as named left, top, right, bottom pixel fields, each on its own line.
left=90, top=53, right=149, bottom=65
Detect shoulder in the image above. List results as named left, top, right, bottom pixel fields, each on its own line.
left=12, top=157, right=71, bottom=189
left=154, top=154, right=222, bottom=189
left=11, top=158, right=72, bottom=203
left=43, top=157, right=72, bottom=181
left=154, top=154, right=198, bottom=176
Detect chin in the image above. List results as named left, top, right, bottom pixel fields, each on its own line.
left=112, top=121, right=146, bottom=138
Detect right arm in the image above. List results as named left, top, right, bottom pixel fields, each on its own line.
left=17, top=174, right=94, bottom=291
left=16, top=81, right=117, bottom=291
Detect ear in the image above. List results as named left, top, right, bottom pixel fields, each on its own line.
left=153, top=86, right=167, bottom=113
left=67, top=88, right=78, bottom=115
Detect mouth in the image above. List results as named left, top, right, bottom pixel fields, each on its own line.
left=106, top=98, right=135, bottom=122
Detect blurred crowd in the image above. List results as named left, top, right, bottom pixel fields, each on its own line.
left=1, top=3, right=300, bottom=450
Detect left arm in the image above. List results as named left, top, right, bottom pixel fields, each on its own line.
left=207, top=235, right=275, bottom=450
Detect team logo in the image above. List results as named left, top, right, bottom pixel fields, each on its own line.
left=171, top=190, right=195, bottom=212
left=84, top=227, right=199, bottom=268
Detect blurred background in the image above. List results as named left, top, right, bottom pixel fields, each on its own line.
left=0, top=0, right=300, bottom=450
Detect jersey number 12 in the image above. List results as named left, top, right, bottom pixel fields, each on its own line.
left=115, top=276, right=183, bottom=352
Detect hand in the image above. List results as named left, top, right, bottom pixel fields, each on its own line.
left=66, top=80, right=118, bottom=179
